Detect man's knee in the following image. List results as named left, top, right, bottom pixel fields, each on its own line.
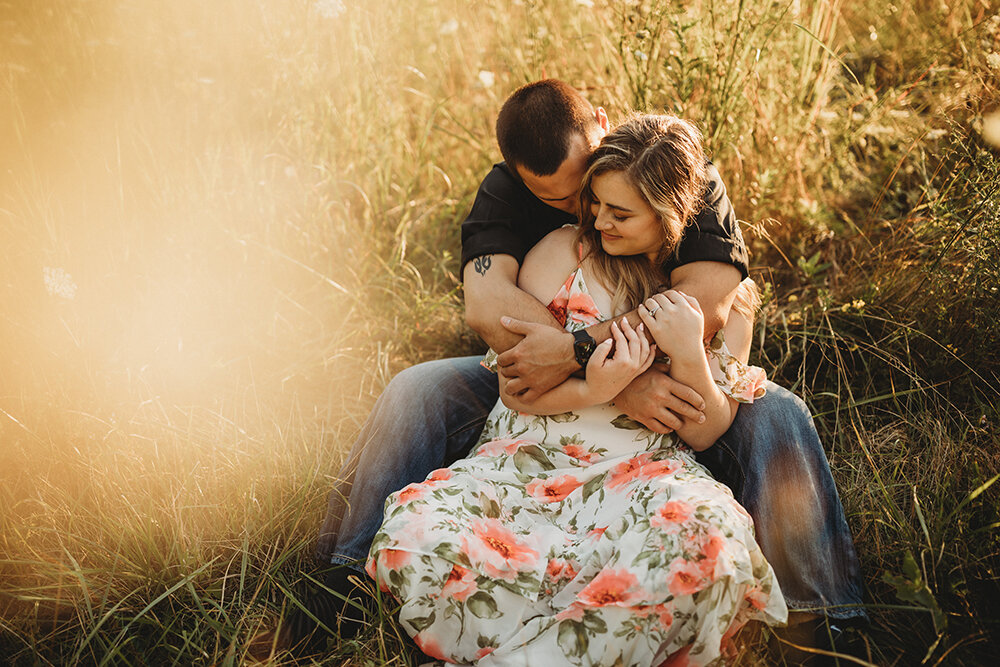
left=381, top=359, right=444, bottom=401
left=739, top=383, right=823, bottom=455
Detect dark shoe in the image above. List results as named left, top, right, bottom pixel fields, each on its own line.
left=248, top=566, right=377, bottom=661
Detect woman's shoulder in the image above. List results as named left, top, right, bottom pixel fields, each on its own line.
left=518, top=226, right=581, bottom=303
left=526, top=225, right=579, bottom=260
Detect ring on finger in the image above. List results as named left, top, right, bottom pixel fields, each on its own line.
left=646, top=303, right=661, bottom=317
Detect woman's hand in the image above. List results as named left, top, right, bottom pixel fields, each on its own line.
left=638, top=290, right=705, bottom=360
left=584, top=317, right=656, bottom=404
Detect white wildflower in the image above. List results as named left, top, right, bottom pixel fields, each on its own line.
left=439, top=18, right=459, bottom=35
left=478, top=70, right=496, bottom=88
left=314, top=0, right=346, bottom=19
left=986, top=52, right=1000, bottom=71
left=576, top=0, right=594, bottom=7
left=868, top=25, right=877, bottom=41
left=44, top=267, right=77, bottom=300
left=982, top=111, right=1000, bottom=149
left=633, top=49, right=648, bottom=61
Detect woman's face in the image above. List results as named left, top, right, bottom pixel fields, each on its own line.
left=589, top=171, right=663, bottom=262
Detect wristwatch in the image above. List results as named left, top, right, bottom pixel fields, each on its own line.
left=572, top=329, right=597, bottom=369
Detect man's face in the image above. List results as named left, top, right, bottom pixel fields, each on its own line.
left=516, top=132, right=599, bottom=216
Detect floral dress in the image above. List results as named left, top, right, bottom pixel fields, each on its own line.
left=367, top=267, right=787, bottom=666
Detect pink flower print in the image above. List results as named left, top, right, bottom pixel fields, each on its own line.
left=462, top=517, right=540, bottom=581
left=441, top=564, right=478, bottom=602
left=577, top=568, right=644, bottom=607
left=526, top=474, right=583, bottom=503
left=547, top=298, right=569, bottom=326
left=476, top=437, right=532, bottom=457
left=666, top=557, right=707, bottom=597
left=395, top=482, right=429, bottom=504
left=414, top=632, right=450, bottom=662
left=606, top=453, right=655, bottom=489
left=427, top=468, right=452, bottom=481
left=730, top=365, right=767, bottom=402
left=475, top=647, right=496, bottom=659
left=650, top=500, right=694, bottom=532
left=639, top=458, right=682, bottom=481
left=562, top=442, right=596, bottom=464
left=586, top=526, right=608, bottom=540
left=546, top=557, right=578, bottom=582
left=380, top=548, right=411, bottom=571
left=698, top=532, right=726, bottom=578
left=566, top=291, right=602, bottom=324
left=546, top=276, right=574, bottom=326
left=555, top=604, right=585, bottom=621
left=654, top=602, right=675, bottom=629
left=744, top=585, right=768, bottom=611
left=364, top=555, right=389, bottom=591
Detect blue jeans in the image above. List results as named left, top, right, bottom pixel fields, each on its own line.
left=316, top=357, right=867, bottom=621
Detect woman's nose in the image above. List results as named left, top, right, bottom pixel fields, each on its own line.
left=594, top=208, right=611, bottom=230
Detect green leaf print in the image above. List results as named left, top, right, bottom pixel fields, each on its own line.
left=407, top=611, right=436, bottom=633
left=581, top=474, right=605, bottom=503
left=462, top=499, right=483, bottom=517
left=513, top=445, right=555, bottom=473
left=557, top=619, right=589, bottom=657
left=466, top=591, right=503, bottom=619
left=610, top=414, right=644, bottom=430
left=480, top=492, right=501, bottom=518
left=582, top=610, right=607, bottom=634
left=548, top=411, right=580, bottom=423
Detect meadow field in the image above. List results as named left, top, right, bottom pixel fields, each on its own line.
left=1, top=0, right=999, bottom=664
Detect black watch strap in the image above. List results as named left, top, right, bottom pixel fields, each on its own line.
left=572, top=329, right=597, bottom=369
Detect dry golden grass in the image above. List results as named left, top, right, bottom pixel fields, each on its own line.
left=1, top=0, right=998, bottom=664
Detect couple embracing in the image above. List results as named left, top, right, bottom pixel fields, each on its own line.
left=294, top=80, right=866, bottom=665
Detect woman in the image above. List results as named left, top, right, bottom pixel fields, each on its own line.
left=366, top=115, right=787, bottom=666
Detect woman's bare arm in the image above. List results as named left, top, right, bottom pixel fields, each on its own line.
left=637, top=291, right=753, bottom=450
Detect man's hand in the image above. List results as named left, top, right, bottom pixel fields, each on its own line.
left=496, top=317, right=579, bottom=401
left=613, top=363, right=706, bottom=433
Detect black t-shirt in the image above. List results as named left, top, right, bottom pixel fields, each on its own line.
left=460, top=162, right=748, bottom=279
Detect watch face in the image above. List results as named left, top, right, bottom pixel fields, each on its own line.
left=574, top=331, right=597, bottom=366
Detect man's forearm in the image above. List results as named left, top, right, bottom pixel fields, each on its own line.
left=583, top=269, right=739, bottom=347
left=463, top=256, right=565, bottom=353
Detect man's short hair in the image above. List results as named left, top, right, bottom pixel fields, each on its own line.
left=495, top=79, right=599, bottom=177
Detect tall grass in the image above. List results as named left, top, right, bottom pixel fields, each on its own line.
left=1, top=0, right=998, bottom=664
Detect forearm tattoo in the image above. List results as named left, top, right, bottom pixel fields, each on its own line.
left=473, top=254, right=493, bottom=276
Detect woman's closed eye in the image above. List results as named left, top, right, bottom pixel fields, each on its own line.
left=591, top=200, right=629, bottom=222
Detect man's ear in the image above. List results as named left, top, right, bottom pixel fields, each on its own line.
left=595, top=107, right=610, bottom=135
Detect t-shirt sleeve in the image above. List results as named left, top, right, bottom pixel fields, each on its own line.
left=460, top=167, right=528, bottom=272
left=664, top=162, right=749, bottom=279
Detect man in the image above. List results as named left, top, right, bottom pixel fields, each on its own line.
left=279, top=80, right=865, bottom=655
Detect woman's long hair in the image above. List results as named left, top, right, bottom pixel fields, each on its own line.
left=576, top=114, right=708, bottom=313
left=576, top=114, right=759, bottom=319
